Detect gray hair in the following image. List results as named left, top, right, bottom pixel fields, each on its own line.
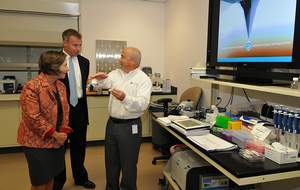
left=127, top=47, right=141, bottom=66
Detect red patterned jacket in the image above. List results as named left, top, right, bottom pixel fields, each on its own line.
left=17, top=73, right=72, bottom=148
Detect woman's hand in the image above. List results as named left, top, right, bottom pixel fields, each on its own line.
left=52, top=132, right=68, bottom=145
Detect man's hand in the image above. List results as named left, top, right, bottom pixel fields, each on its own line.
left=89, top=72, right=108, bottom=80
left=52, top=132, right=68, bottom=145
left=111, top=88, right=126, bottom=101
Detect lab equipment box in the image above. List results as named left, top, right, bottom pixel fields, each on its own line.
left=170, top=150, right=229, bottom=190
left=265, top=144, right=298, bottom=164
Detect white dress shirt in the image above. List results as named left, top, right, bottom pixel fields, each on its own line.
left=63, top=51, right=83, bottom=98
left=96, top=68, right=152, bottom=119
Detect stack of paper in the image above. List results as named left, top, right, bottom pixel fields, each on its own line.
left=188, top=134, right=238, bottom=152
left=157, top=115, right=189, bottom=126
left=171, top=118, right=211, bottom=130
left=170, top=123, right=209, bottom=136
left=251, top=124, right=272, bottom=141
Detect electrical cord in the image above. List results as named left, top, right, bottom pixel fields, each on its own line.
left=216, top=97, right=222, bottom=107
left=242, top=88, right=251, bottom=103
left=230, top=88, right=234, bottom=105
left=242, top=88, right=258, bottom=112
left=225, top=87, right=234, bottom=108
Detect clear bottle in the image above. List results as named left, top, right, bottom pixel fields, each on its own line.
left=278, top=106, right=285, bottom=145
left=153, top=73, right=162, bottom=88
left=290, top=77, right=299, bottom=89
left=149, top=73, right=153, bottom=85
left=287, top=110, right=295, bottom=148
left=281, top=107, right=289, bottom=146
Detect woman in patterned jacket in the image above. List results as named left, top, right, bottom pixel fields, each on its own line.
left=17, top=51, right=72, bottom=190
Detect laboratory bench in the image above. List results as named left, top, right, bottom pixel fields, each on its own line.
left=0, top=88, right=177, bottom=148
left=151, top=112, right=300, bottom=187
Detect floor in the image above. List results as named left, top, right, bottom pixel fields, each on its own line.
left=0, top=143, right=166, bottom=190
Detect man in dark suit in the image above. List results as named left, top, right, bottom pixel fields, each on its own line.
left=53, top=29, right=96, bottom=189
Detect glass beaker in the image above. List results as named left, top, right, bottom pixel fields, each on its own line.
left=154, top=73, right=162, bottom=88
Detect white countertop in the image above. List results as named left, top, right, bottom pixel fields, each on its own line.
left=0, top=94, right=20, bottom=101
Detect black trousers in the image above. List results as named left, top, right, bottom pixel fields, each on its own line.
left=53, top=100, right=89, bottom=190
left=105, top=117, right=142, bottom=190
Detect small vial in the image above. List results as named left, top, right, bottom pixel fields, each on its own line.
left=290, top=77, right=299, bottom=89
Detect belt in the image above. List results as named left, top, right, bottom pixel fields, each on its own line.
left=109, top=117, right=140, bottom=123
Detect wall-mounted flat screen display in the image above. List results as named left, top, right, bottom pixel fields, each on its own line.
left=217, top=0, right=297, bottom=63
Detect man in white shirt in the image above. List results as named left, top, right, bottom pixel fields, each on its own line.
left=90, top=47, right=152, bottom=190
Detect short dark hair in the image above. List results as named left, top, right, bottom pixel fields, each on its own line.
left=62, top=28, right=82, bottom=41
left=39, top=51, right=66, bottom=76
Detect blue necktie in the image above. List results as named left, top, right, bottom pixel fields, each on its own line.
left=68, top=57, right=78, bottom=107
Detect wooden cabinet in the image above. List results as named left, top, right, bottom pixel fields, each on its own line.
left=86, top=96, right=109, bottom=141
left=0, top=94, right=177, bottom=147
left=0, top=100, right=20, bottom=147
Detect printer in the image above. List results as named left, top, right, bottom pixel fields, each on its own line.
left=170, top=149, right=229, bottom=190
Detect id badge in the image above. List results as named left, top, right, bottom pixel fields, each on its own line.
left=132, top=124, right=138, bottom=134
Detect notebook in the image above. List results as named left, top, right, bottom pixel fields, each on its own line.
left=188, top=134, right=238, bottom=152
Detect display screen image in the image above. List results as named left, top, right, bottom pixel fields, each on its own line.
left=217, top=0, right=297, bottom=63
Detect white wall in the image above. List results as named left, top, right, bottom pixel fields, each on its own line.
left=80, top=0, right=165, bottom=75
left=164, top=0, right=299, bottom=109
left=80, top=0, right=211, bottom=104
left=164, top=0, right=211, bottom=104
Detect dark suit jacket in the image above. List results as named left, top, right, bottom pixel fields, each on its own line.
left=61, top=55, right=90, bottom=127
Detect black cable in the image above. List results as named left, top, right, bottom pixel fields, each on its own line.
left=225, top=87, right=234, bottom=108
left=242, top=88, right=260, bottom=114
left=242, top=88, right=251, bottom=103
left=216, top=97, right=222, bottom=107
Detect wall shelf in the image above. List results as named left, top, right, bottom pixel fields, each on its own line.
left=193, top=78, right=300, bottom=98
left=0, top=63, right=38, bottom=71
left=0, top=94, right=19, bottom=101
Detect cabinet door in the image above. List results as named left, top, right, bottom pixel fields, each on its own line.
left=0, top=0, right=79, bottom=44
left=141, top=111, right=150, bottom=137
left=87, top=107, right=109, bottom=141
left=0, top=101, right=20, bottom=147
left=87, top=97, right=109, bottom=141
